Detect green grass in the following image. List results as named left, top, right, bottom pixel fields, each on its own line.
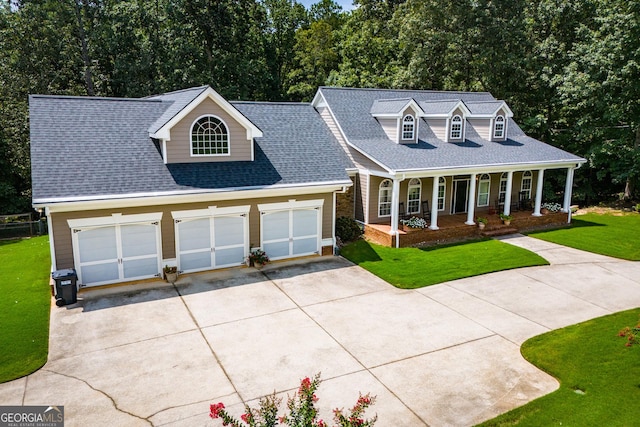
left=527, top=212, right=640, bottom=261
left=0, top=236, right=51, bottom=383
left=478, top=308, right=640, bottom=426
left=340, top=239, right=548, bottom=288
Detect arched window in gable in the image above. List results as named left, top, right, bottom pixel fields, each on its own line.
left=402, top=114, right=415, bottom=140
left=191, top=115, right=229, bottom=156
left=450, top=115, right=463, bottom=140
left=493, top=115, right=505, bottom=139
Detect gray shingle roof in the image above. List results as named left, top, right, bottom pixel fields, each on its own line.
left=319, top=87, right=584, bottom=172
left=30, top=93, right=352, bottom=203
left=370, top=98, right=413, bottom=115
left=465, top=100, right=505, bottom=115
left=146, top=86, right=208, bottom=134
left=418, top=100, right=461, bottom=115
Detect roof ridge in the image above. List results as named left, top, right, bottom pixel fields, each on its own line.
left=29, top=94, right=161, bottom=102
left=231, top=101, right=311, bottom=106
left=319, top=86, right=492, bottom=95
left=146, top=85, right=209, bottom=98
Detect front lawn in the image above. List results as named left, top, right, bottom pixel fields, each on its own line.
left=340, top=239, right=548, bottom=288
left=526, top=212, right=640, bottom=260
left=0, top=236, right=51, bottom=383
left=478, top=308, right=640, bottom=426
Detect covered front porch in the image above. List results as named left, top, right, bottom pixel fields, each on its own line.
left=364, top=205, right=570, bottom=248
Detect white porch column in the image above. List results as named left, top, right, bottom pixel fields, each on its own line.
left=504, top=171, right=514, bottom=216
left=465, top=173, right=477, bottom=225
left=430, top=176, right=440, bottom=230
left=532, top=169, right=545, bottom=216
left=389, top=178, right=401, bottom=234
left=562, top=167, right=575, bottom=213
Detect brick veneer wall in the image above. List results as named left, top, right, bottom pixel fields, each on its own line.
left=364, top=211, right=570, bottom=248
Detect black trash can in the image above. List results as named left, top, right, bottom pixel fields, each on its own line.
left=52, top=269, right=78, bottom=306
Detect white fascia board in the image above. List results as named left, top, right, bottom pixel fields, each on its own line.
left=151, top=87, right=263, bottom=141
left=392, top=160, right=586, bottom=178
left=68, top=212, right=163, bottom=229
left=37, top=181, right=352, bottom=213
left=258, top=198, right=324, bottom=212
left=171, top=205, right=250, bottom=220
left=449, top=100, right=472, bottom=117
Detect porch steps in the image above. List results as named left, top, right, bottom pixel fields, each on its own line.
left=481, top=227, right=519, bottom=237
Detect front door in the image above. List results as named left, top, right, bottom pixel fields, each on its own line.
left=452, top=179, right=469, bottom=214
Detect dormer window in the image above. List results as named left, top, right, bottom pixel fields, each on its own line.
left=191, top=115, right=229, bottom=156
left=493, top=115, right=505, bottom=139
left=450, top=115, right=462, bottom=140
left=402, top=114, right=415, bottom=140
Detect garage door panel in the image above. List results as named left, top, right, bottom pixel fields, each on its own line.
left=263, top=211, right=289, bottom=241
left=178, top=218, right=211, bottom=252
left=215, top=247, right=245, bottom=267
left=263, top=241, right=290, bottom=259
left=214, top=216, right=244, bottom=247
left=120, top=224, right=158, bottom=258
left=123, top=257, right=159, bottom=279
left=78, top=227, right=117, bottom=263
left=81, top=262, right=119, bottom=285
left=180, top=251, right=212, bottom=271
left=293, top=238, right=317, bottom=255
left=292, top=209, right=317, bottom=237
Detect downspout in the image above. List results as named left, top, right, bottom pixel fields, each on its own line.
left=45, top=207, right=57, bottom=272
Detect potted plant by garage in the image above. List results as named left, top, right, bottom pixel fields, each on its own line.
left=477, top=217, right=488, bottom=230
left=247, top=249, right=270, bottom=269
left=163, top=265, right=178, bottom=284
left=499, top=213, right=513, bottom=226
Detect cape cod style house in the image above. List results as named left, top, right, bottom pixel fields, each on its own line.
left=30, top=86, right=585, bottom=288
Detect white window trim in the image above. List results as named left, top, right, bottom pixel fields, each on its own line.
left=450, top=115, right=463, bottom=140
left=437, top=177, right=446, bottom=211
left=67, top=212, right=163, bottom=229
left=401, top=114, right=415, bottom=140
left=190, top=114, right=231, bottom=157
left=407, top=178, right=421, bottom=214
left=378, top=179, right=392, bottom=217
left=477, top=174, right=491, bottom=207
left=521, top=170, right=533, bottom=199
left=493, top=115, right=505, bottom=139
left=499, top=172, right=508, bottom=200
left=172, top=205, right=250, bottom=220
left=258, top=199, right=324, bottom=213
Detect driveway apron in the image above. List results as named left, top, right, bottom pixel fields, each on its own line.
left=1, top=236, right=640, bottom=426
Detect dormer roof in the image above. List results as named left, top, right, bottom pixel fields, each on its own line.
left=465, top=100, right=514, bottom=118
left=370, top=98, right=422, bottom=118
left=148, top=86, right=263, bottom=140
left=418, top=99, right=471, bottom=117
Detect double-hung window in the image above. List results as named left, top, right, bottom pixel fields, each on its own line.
left=402, top=115, right=415, bottom=140
left=378, top=179, right=392, bottom=217
left=450, top=115, right=462, bottom=140
left=493, top=115, right=505, bottom=139
left=407, top=178, right=421, bottom=213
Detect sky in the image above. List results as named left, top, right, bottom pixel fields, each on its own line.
left=298, top=0, right=356, bottom=11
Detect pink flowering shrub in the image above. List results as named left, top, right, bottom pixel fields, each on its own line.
left=619, top=316, right=640, bottom=347
left=210, top=373, right=376, bottom=427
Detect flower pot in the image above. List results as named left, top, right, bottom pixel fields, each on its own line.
left=478, top=223, right=486, bottom=230
left=254, top=261, right=264, bottom=269
left=165, top=272, right=178, bottom=284
left=541, top=208, right=549, bottom=215
left=503, top=220, right=511, bottom=226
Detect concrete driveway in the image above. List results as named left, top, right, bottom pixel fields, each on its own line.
left=2, top=235, right=640, bottom=426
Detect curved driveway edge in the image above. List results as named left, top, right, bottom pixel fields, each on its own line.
left=1, top=236, right=639, bottom=426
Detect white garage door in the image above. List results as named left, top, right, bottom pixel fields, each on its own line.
left=173, top=206, right=249, bottom=273
left=260, top=200, right=322, bottom=261
left=69, top=213, right=162, bottom=287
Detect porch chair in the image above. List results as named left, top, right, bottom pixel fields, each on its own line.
left=421, top=200, right=431, bottom=221
left=495, top=194, right=518, bottom=213
left=518, top=191, right=532, bottom=211
left=398, top=202, right=409, bottom=221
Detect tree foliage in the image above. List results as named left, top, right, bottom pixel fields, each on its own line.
left=0, top=0, right=638, bottom=213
